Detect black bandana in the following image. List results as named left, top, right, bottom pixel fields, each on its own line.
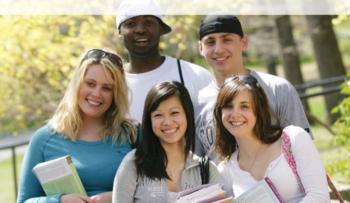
left=199, top=15, right=244, bottom=39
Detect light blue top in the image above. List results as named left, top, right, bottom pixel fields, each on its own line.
left=17, top=124, right=133, bottom=203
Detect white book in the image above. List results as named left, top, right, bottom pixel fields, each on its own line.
left=32, top=155, right=86, bottom=196
left=234, top=179, right=280, bottom=203
left=176, top=184, right=232, bottom=203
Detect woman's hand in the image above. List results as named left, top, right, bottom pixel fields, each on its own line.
left=90, top=192, right=112, bottom=203
left=60, top=194, right=94, bottom=203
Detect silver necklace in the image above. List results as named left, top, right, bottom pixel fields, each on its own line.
left=238, top=143, right=264, bottom=172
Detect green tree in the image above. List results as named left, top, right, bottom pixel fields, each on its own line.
left=330, top=74, right=350, bottom=181
left=305, top=15, right=347, bottom=124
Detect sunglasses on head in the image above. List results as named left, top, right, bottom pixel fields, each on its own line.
left=223, top=75, right=259, bottom=87
left=82, top=49, right=123, bottom=69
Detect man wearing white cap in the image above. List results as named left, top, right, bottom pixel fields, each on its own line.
left=116, top=0, right=212, bottom=122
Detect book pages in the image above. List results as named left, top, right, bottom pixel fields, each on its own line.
left=234, top=179, right=280, bottom=203
left=176, top=184, right=232, bottom=203
left=32, top=155, right=86, bottom=196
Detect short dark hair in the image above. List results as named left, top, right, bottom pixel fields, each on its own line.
left=214, top=76, right=281, bottom=159
left=135, top=81, right=195, bottom=180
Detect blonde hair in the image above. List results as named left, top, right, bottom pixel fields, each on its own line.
left=49, top=48, right=136, bottom=143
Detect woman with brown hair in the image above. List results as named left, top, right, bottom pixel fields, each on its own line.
left=215, top=75, right=329, bottom=202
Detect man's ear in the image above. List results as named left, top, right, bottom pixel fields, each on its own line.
left=198, top=40, right=204, bottom=56
left=241, top=36, right=249, bottom=51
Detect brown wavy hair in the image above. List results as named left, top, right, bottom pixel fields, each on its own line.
left=214, top=76, right=281, bottom=159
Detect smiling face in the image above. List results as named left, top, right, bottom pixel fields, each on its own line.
left=151, top=95, right=187, bottom=147
left=78, top=64, right=114, bottom=121
left=221, top=89, right=256, bottom=140
left=119, top=15, right=163, bottom=56
left=199, top=32, right=248, bottom=77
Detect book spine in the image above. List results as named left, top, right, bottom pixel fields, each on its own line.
left=69, top=163, right=87, bottom=195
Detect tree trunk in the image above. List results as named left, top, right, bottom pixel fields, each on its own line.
left=265, top=55, right=277, bottom=75
left=275, top=15, right=310, bottom=114
left=305, top=15, right=347, bottom=124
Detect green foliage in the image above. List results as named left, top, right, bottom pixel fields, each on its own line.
left=161, top=15, right=203, bottom=61
left=332, top=74, right=350, bottom=144
left=330, top=73, right=350, bottom=182
left=323, top=148, right=350, bottom=183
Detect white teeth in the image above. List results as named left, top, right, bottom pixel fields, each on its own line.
left=214, top=55, right=228, bottom=61
left=162, top=128, right=177, bottom=134
left=230, top=121, right=244, bottom=126
left=87, top=99, right=101, bottom=106
left=215, top=57, right=226, bottom=61
left=136, top=38, right=147, bottom=42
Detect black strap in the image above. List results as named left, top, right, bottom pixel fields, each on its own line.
left=131, top=123, right=141, bottom=149
left=177, top=59, right=185, bottom=85
left=199, top=156, right=210, bottom=184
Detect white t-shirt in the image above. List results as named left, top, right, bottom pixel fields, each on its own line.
left=126, top=56, right=212, bottom=122
left=218, top=126, right=329, bottom=203
left=195, top=70, right=311, bottom=158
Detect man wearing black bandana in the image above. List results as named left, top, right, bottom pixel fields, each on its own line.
left=195, top=15, right=311, bottom=162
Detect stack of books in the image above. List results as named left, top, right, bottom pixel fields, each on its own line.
left=176, top=178, right=280, bottom=203
left=176, top=184, right=232, bottom=203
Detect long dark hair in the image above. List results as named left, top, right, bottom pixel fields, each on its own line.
left=135, top=81, right=195, bottom=180
left=214, top=76, right=282, bottom=159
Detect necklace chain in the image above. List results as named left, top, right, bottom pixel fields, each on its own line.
left=238, top=143, right=264, bottom=172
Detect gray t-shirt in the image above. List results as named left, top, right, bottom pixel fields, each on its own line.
left=195, top=70, right=310, bottom=159
left=112, top=150, right=223, bottom=203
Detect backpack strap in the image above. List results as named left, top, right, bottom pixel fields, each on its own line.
left=281, top=132, right=305, bottom=193
left=199, top=156, right=210, bottom=184
left=177, top=59, right=185, bottom=85
left=265, top=177, right=284, bottom=203
left=282, top=131, right=346, bottom=202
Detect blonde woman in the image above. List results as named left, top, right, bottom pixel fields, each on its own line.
left=17, top=49, right=137, bottom=203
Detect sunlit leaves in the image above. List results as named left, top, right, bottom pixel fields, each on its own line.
left=330, top=73, right=350, bottom=182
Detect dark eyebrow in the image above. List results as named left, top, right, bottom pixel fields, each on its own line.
left=221, top=33, right=235, bottom=38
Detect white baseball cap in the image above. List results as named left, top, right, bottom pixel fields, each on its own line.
left=116, top=0, right=172, bottom=34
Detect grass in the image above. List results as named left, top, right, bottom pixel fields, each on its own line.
left=0, top=154, right=23, bottom=203
left=308, top=96, right=350, bottom=184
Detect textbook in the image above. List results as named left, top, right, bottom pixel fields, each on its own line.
left=176, top=184, right=232, bottom=203
left=32, top=155, right=87, bottom=196
left=233, top=178, right=280, bottom=203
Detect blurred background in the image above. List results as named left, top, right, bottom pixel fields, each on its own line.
left=0, top=15, right=349, bottom=202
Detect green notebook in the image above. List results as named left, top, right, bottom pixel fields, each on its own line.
left=32, top=155, right=86, bottom=196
